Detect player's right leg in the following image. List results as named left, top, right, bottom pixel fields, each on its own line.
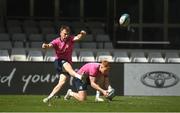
left=43, top=73, right=67, bottom=103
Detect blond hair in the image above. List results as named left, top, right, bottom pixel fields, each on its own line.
left=101, top=60, right=110, bottom=69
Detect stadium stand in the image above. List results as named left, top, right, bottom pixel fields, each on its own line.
left=0, top=41, right=12, bottom=49
left=11, top=48, right=26, bottom=61
left=96, top=51, right=114, bottom=62
left=79, top=50, right=95, bottom=62
left=95, top=34, right=110, bottom=42
left=44, top=49, right=55, bottom=62
left=81, top=34, right=94, bottom=42
left=0, top=33, right=10, bottom=41
left=165, top=52, right=180, bottom=63
left=4, top=19, right=180, bottom=64
left=39, top=20, right=54, bottom=28
left=7, top=26, right=23, bottom=34
left=130, top=51, right=148, bottom=62
left=45, top=33, right=59, bottom=42
left=0, top=49, right=10, bottom=61
left=74, top=42, right=81, bottom=49
left=27, top=50, right=43, bottom=61
left=6, top=20, right=21, bottom=28
left=113, top=51, right=131, bottom=62
left=12, top=33, right=27, bottom=41
left=24, top=27, right=39, bottom=34
left=81, top=42, right=97, bottom=49
left=104, top=42, right=114, bottom=49
left=30, top=41, right=43, bottom=48
left=13, top=41, right=24, bottom=48
left=40, top=27, right=56, bottom=35
left=23, top=20, right=38, bottom=28
left=28, top=34, right=44, bottom=42
left=72, top=51, right=78, bottom=62
left=147, top=52, right=165, bottom=62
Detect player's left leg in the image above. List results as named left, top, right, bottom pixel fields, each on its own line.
left=43, top=73, right=67, bottom=103
left=64, top=76, right=88, bottom=101
left=64, top=90, right=87, bottom=101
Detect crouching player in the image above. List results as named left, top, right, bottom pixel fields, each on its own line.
left=64, top=60, right=115, bottom=102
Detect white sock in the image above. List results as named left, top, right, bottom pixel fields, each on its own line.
left=108, top=85, right=112, bottom=90
left=69, top=91, right=73, bottom=96
left=75, top=73, right=82, bottom=80
left=96, top=91, right=100, bottom=98
left=47, top=93, right=54, bottom=99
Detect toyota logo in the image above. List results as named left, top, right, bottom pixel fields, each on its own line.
left=141, top=71, right=179, bottom=88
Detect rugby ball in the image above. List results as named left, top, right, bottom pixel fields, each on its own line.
left=119, top=13, right=130, bottom=27
left=106, top=88, right=115, bottom=101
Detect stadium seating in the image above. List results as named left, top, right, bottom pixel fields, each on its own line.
left=13, top=41, right=24, bottom=48
left=104, top=42, right=114, bottom=49
left=2, top=19, right=180, bottom=63
left=82, top=34, right=94, bottom=42
left=0, top=33, right=10, bottom=41
left=12, top=33, right=27, bottom=41
left=96, top=51, right=114, bottom=62
left=0, top=41, right=12, bottom=49
left=79, top=51, right=95, bottom=62
left=7, top=26, right=22, bottom=34
left=11, top=48, right=26, bottom=61
left=165, top=52, right=180, bottom=63
left=81, top=42, right=97, bottom=49
left=45, top=34, right=59, bottom=42
left=44, top=49, right=55, bottom=62
left=95, top=34, right=110, bottom=42
left=0, top=50, right=10, bottom=61
left=130, top=52, right=148, bottom=62
left=27, top=50, right=43, bottom=61
left=23, top=20, right=38, bottom=28
left=113, top=51, right=131, bottom=62
left=72, top=51, right=78, bottom=62
left=148, top=52, right=165, bottom=62
left=28, top=34, right=44, bottom=42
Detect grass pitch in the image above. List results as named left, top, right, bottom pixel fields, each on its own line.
left=0, top=95, right=180, bottom=112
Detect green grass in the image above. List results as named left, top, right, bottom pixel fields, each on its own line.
left=0, top=95, right=180, bottom=112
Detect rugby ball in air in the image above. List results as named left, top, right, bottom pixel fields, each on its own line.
left=119, top=13, right=130, bottom=27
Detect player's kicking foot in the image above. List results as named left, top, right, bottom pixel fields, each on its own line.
left=95, top=97, right=104, bottom=102
left=43, top=97, right=50, bottom=103
left=64, top=89, right=72, bottom=100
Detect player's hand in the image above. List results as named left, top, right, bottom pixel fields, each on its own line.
left=80, top=30, right=86, bottom=36
left=42, top=43, right=48, bottom=49
left=102, top=90, right=109, bottom=97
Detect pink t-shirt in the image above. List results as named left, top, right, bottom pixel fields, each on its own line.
left=77, top=63, right=108, bottom=77
left=50, top=35, right=74, bottom=64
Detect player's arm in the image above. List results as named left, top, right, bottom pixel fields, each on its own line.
left=42, top=43, right=53, bottom=49
left=73, top=30, right=86, bottom=41
left=104, top=76, right=110, bottom=89
left=89, top=76, right=108, bottom=96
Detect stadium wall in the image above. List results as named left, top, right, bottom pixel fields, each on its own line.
left=1, top=62, right=180, bottom=96
left=0, top=62, right=124, bottom=95
left=124, top=63, right=180, bottom=96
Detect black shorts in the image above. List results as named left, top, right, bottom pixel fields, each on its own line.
left=70, top=76, right=90, bottom=91
left=54, top=59, right=69, bottom=75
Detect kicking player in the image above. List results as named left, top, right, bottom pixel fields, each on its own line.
left=42, top=25, right=86, bottom=103
left=64, top=60, right=114, bottom=102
